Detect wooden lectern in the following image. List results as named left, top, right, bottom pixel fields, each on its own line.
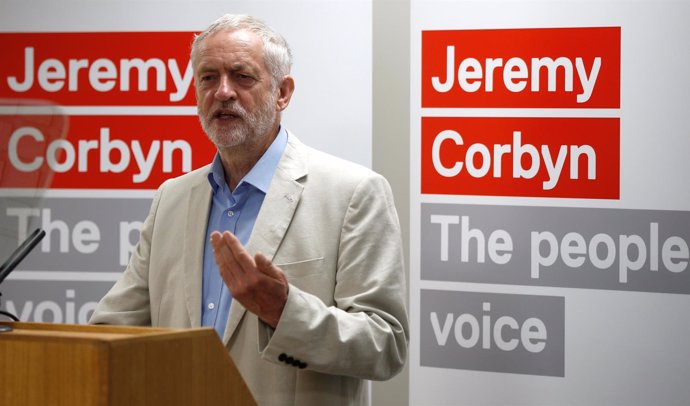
left=0, top=322, right=256, bottom=406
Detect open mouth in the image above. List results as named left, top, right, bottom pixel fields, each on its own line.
left=214, top=110, right=242, bottom=121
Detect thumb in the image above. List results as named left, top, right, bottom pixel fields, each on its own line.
left=255, top=252, right=286, bottom=282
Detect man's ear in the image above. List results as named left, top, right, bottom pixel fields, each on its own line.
left=276, top=75, right=295, bottom=111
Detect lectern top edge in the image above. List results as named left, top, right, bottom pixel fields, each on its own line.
left=0, top=321, right=217, bottom=343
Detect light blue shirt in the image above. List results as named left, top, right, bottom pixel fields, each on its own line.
left=201, top=127, right=288, bottom=338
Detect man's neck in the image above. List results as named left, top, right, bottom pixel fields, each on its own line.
left=218, top=125, right=280, bottom=191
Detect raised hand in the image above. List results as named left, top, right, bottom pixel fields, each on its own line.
left=210, top=230, right=289, bottom=328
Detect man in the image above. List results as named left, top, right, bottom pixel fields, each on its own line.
left=90, top=14, right=408, bottom=406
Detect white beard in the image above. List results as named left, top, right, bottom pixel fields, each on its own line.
left=199, top=90, right=278, bottom=149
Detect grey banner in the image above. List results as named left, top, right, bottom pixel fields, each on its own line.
left=0, top=280, right=113, bottom=323
left=1, top=196, right=151, bottom=272
left=420, top=290, right=565, bottom=376
left=421, top=204, right=690, bottom=294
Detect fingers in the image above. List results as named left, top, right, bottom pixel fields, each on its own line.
left=209, top=231, right=289, bottom=328
left=210, top=231, right=242, bottom=288
left=212, top=232, right=282, bottom=287
left=222, top=231, right=256, bottom=271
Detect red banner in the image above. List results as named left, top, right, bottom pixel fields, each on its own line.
left=2, top=115, right=214, bottom=189
left=422, top=27, right=620, bottom=108
left=0, top=32, right=197, bottom=106
left=421, top=117, right=620, bottom=198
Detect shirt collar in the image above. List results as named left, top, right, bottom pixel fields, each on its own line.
left=207, top=126, right=288, bottom=194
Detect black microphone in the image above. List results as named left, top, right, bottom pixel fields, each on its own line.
left=0, top=228, right=46, bottom=330
left=0, top=228, right=46, bottom=285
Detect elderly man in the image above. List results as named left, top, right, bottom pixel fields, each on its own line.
left=90, top=14, right=408, bottom=406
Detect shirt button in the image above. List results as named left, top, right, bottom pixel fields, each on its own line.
left=207, top=302, right=215, bottom=310
left=227, top=210, right=235, bottom=217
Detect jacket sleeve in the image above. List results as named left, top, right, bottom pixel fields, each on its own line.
left=256, top=174, right=409, bottom=381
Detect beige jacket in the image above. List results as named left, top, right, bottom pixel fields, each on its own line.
left=90, top=133, right=408, bottom=406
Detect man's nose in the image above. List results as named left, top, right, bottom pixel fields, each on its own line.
left=214, top=76, right=237, bottom=101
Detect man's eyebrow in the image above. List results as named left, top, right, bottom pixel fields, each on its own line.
left=228, top=62, right=260, bottom=75
left=196, top=61, right=260, bottom=74
left=195, top=63, right=217, bottom=74
left=196, top=66, right=213, bottom=74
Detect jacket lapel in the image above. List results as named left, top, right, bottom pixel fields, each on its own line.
left=183, top=170, right=212, bottom=327
left=223, top=133, right=307, bottom=344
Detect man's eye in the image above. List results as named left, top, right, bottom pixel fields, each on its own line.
left=236, top=73, right=255, bottom=83
left=200, top=75, right=215, bottom=82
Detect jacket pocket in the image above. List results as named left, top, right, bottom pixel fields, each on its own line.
left=276, top=257, right=325, bottom=278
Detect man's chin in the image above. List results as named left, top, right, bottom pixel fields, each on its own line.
left=210, top=137, right=245, bottom=149
left=206, top=131, right=248, bottom=149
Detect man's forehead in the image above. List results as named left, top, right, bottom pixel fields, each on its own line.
left=194, top=29, right=265, bottom=67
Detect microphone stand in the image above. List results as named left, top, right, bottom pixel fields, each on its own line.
left=0, top=228, right=46, bottom=333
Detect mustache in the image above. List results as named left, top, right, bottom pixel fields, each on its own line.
left=211, top=101, right=248, bottom=118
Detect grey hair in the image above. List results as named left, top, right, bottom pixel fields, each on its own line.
left=191, top=14, right=293, bottom=88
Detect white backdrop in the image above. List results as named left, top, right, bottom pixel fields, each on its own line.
left=410, top=1, right=690, bottom=405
